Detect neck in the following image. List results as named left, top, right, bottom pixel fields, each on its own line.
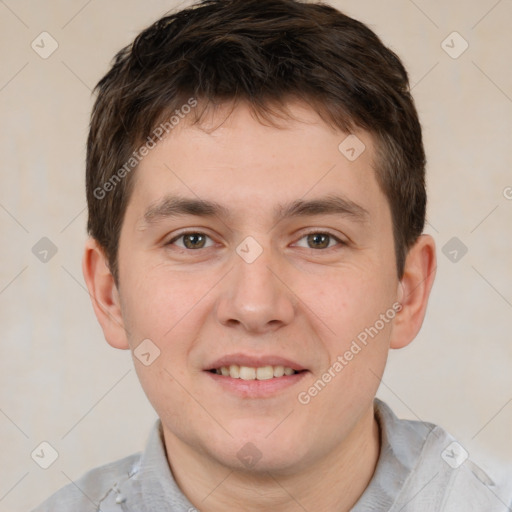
left=163, top=406, right=380, bottom=512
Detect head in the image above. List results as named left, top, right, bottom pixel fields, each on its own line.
left=83, top=0, right=435, bottom=475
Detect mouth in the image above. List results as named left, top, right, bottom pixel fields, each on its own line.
left=204, top=354, right=308, bottom=397
left=208, top=365, right=305, bottom=380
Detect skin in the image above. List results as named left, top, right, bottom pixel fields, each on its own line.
left=83, top=100, right=436, bottom=511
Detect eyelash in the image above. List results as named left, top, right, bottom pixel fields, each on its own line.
left=166, top=230, right=346, bottom=251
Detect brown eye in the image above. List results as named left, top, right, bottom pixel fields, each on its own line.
left=182, top=233, right=207, bottom=249
left=306, top=233, right=332, bottom=249
left=169, top=232, right=213, bottom=250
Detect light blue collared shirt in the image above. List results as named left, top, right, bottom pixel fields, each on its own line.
left=33, top=399, right=512, bottom=511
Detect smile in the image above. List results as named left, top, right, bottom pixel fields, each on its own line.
left=211, top=365, right=300, bottom=380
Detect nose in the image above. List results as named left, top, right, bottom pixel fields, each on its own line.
left=215, top=245, right=296, bottom=334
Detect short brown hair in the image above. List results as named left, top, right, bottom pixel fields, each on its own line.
left=86, top=0, right=426, bottom=282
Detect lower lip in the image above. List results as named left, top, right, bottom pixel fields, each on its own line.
left=204, top=371, right=308, bottom=398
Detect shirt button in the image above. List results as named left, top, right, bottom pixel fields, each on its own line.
left=115, top=494, right=126, bottom=504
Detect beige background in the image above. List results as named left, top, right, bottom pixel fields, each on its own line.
left=0, top=0, right=511, bottom=510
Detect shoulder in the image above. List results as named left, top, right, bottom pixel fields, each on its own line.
left=376, top=400, right=512, bottom=511
left=31, top=452, right=142, bottom=512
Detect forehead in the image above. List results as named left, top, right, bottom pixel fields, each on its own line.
left=127, top=100, right=390, bottom=228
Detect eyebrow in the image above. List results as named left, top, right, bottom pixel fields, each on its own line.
left=142, top=194, right=369, bottom=226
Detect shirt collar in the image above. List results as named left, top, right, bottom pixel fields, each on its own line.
left=351, top=398, right=435, bottom=511
left=133, top=398, right=434, bottom=511
left=135, top=420, right=196, bottom=511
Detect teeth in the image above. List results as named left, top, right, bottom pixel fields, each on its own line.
left=239, top=366, right=256, bottom=380
left=229, top=364, right=240, bottom=378
left=273, top=365, right=285, bottom=377
left=215, top=365, right=298, bottom=380
left=256, top=366, right=274, bottom=380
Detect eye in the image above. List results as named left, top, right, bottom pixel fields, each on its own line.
left=294, top=232, right=343, bottom=250
left=168, top=232, right=215, bottom=250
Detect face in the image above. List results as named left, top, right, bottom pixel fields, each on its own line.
left=113, top=101, right=402, bottom=473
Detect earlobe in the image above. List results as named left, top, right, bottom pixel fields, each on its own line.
left=82, top=238, right=130, bottom=350
left=390, top=234, right=437, bottom=349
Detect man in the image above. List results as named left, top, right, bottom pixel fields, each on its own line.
left=34, top=0, right=511, bottom=510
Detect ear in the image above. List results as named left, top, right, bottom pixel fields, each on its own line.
left=82, top=237, right=130, bottom=350
left=390, top=234, right=436, bottom=349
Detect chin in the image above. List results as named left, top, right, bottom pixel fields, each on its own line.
left=205, top=429, right=310, bottom=475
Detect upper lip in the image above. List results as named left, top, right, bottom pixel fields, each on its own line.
left=206, top=353, right=307, bottom=372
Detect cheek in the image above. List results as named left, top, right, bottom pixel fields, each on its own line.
left=300, top=267, right=394, bottom=335
left=120, top=264, right=210, bottom=343
left=297, top=266, right=397, bottom=393
left=133, top=361, right=199, bottom=430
